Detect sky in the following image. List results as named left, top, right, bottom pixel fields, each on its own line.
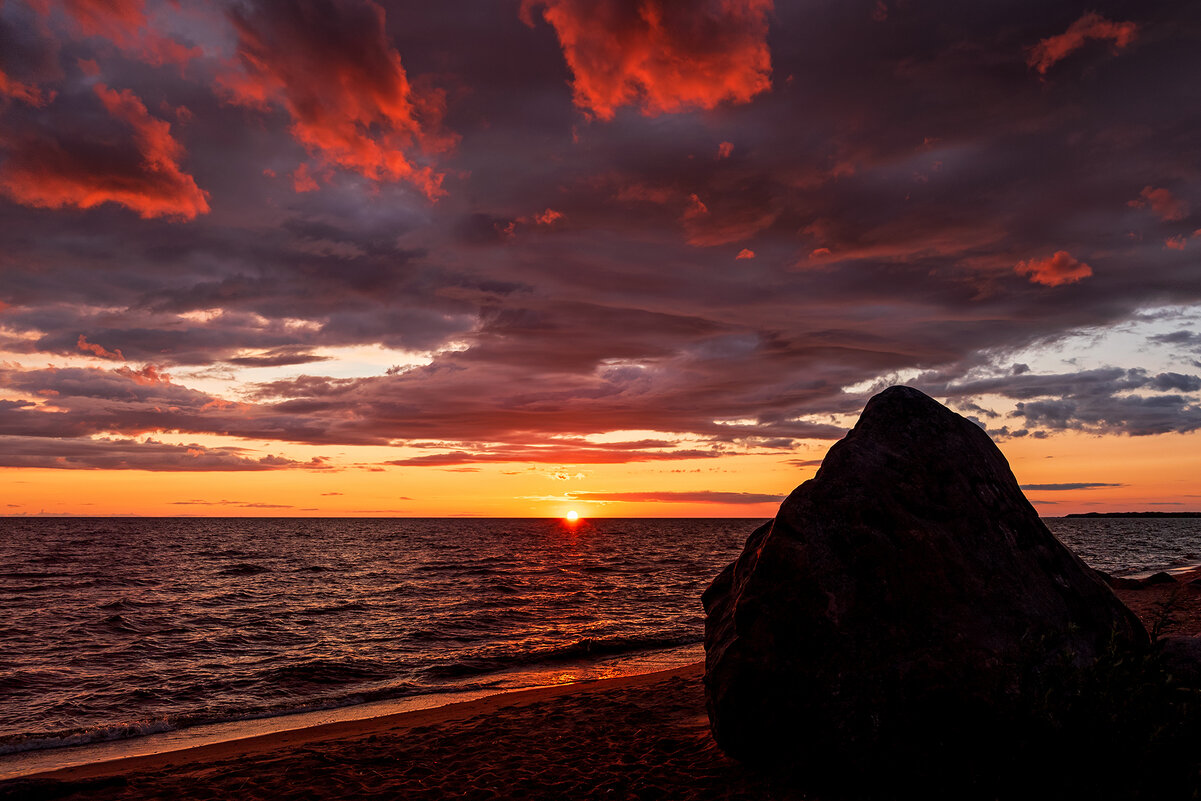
left=1, top=0, right=1200, bottom=518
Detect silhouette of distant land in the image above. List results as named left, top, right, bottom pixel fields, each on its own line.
left=1065, top=512, right=1201, bottom=518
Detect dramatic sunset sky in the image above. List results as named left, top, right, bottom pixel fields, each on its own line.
left=1, top=0, right=1199, bottom=517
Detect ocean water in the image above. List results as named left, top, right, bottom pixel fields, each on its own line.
left=1, top=515, right=1199, bottom=770
left=0, top=517, right=749, bottom=762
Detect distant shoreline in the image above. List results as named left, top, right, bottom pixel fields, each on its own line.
left=1065, top=512, right=1201, bottom=518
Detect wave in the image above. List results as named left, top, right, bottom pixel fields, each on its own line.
left=424, top=632, right=702, bottom=679
left=217, top=563, right=271, bottom=576
left=99, top=614, right=141, bottom=633
left=259, top=658, right=394, bottom=687
left=296, top=601, right=371, bottom=616
left=0, top=676, right=504, bottom=758
left=0, top=719, right=176, bottom=756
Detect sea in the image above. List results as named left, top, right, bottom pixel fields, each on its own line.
left=1, top=515, right=1200, bottom=778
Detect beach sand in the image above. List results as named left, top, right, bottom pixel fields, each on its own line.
left=2, top=663, right=806, bottom=800
left=5, top=567, right=1201, bottom=801
left=1112, top=565, right=1201, bottom=638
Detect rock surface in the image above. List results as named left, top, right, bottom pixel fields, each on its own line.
left=1158, top=635, right=1201, bottom=687
left=703, top=386, right=1148, bottom=782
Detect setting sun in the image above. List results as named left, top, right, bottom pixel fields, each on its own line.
left=566, top=511, right=579, bottom=522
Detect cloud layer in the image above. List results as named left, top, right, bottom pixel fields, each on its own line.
left=1, top=0, right=1199, bottom=478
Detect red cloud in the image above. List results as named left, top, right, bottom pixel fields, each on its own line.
left=1027, top=13, right=1136, bottom=75
left=0, top=84, right=209, bottom=220
left=59, top=0, right=145, bottom=42
left=77, top=335, right=124, bottom=360
left=522, top=0, right=773, bottom=120
left=115, top=364, right=171, bottom=385
left=0, top=69, right=52, bottom=107
left=218, top=0, right=453, bottom=199
left=718, top=141, right=734, bottom=159
left=680, top=191, right=777, bottom=246
left=51, top=0, right=203, bottom=68
left=1015, top=251, right=1093, bottom=286
left=736, top=248, right=755, bottom=259
left=1129, top=186, right=1189, bottom=222
left=686, top=206, right=776, bottom=246
left=292, top=162, right=319, bottom=193
left=613, top=180, right=674, bottom=204
left=683, top=192, right=708, bottom=220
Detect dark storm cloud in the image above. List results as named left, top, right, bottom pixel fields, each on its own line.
left=1, top=0, right=1200, bottom=469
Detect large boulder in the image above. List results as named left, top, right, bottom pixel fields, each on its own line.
left=703, top=386, right=1148, bottom=785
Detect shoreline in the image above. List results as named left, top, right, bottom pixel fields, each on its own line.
left=0, top=662, right=766, bottom=801
left=0, top=642, right=704, bottom=782
left=27, top=662, right=704, bottom=783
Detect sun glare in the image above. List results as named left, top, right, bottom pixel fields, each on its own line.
left=565, top=510, right=579, bottom=522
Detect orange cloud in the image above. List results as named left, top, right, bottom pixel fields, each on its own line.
left=718, top=141, right=733, bottom=159
left=534, top=208, right=564, bottom=225
left=1015, top=250, right=1093, bottom=286
left=522, top=0, right=773, bottom=120
left=115, top=364, right=170, bottom=385
left=218, top=0, right=453, bottom=199
left=0, top=84, right=209, bottom=219
left=736, top=248, right=755, bottom=259
left=1027, top=13, right=1136, bottom=74
left=77, top=335, right=124, bottom=361
left=1129, top=186, right=1189, bottom=222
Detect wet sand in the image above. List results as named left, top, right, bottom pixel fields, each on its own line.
left=4, top=567, right=1200, bottom=801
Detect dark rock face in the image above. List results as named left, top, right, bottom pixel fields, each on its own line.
left=703, top=386, right=1148, bottom=781
left=1158, top=636, right=1201, bottom=687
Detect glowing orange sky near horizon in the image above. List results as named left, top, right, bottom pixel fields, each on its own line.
left=4, top=428, right=1200, bottom=518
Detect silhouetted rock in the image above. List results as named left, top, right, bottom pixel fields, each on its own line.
left=1144, top=571, right=1178, bottom=586
left=703, top=386, right=1148, bottom=789
left=1158, top=636, right=1201, bottom=687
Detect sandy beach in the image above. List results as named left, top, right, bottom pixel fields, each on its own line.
left=3, top=566, right=1199, bottom=801
left=1, top=662, right=808, bottom=801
